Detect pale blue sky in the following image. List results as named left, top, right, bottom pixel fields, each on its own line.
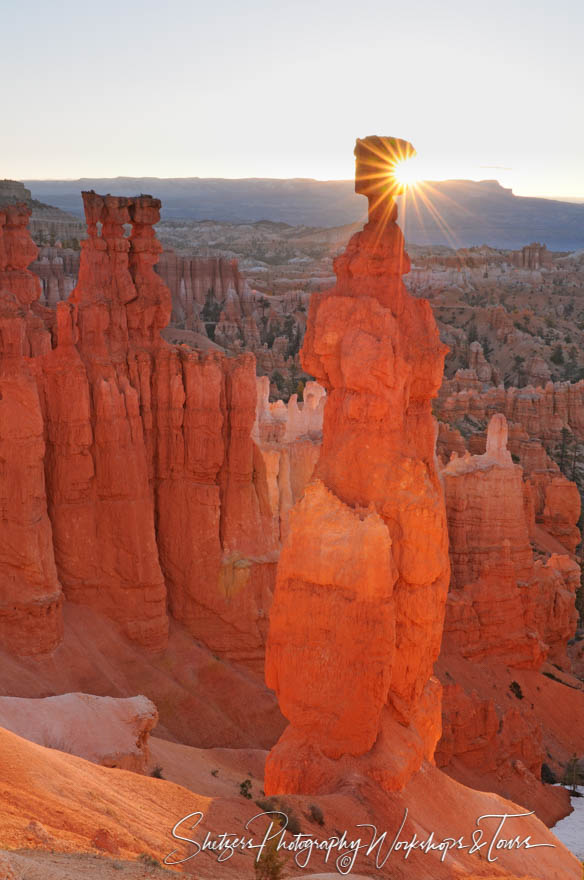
left=2, top=0, right=583, bottom=197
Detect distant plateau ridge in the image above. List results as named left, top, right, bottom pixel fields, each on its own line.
left=22, top=177, right=584, bottom=250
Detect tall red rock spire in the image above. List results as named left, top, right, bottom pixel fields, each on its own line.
left=264, top=136, right=450, bottom=794
left=0, top=203, right=63, bottom=654
left=38, top=194, right=171, bottom=651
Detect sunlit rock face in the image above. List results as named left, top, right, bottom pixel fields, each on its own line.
left=264, top=136, right=450, bottom=795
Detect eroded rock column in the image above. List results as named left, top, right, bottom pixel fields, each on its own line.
left=39, top=193, right=169, bottom=651
left=265, top=137, right=450, bottom=794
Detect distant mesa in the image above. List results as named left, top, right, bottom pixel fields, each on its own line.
left=0, top=180, right=31, bottom=202
left=0, top=178, right=84, bottom=244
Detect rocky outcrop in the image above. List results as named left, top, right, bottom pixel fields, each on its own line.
left=437, top=413, right=581, bottom=821
left=151, top=250, right=306, bottom=393
left=265, top=136, right=450, bottom=795
left=32, top=246, right=79, bottom=306
left=155, top=251, right=245, bottom=332
left=438, top=408, right=581, bottom=558
left=510, top=242, right=553, bottom=270
left=519, top=438, right=581, bottom=554
left=252, top=377, right=324, bottom=541
left=524, top=353, right=552, bottom=387
left=436, top=378, right=584, bottom=446
left=0, top=693, right=157, bottom=771
left=441, top=414, right=579, bottom=668
left=468, top=339, right=500, bottom=385
left=433, top=659, right=575, bottom=827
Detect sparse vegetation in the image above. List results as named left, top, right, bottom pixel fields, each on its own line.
left=254, top=816, right=287, bottom=880
left=541, top=763, right=557, bottom=784
left=562, top=754, right=582, bottom=792
left=138, top=852, right=161, bottom=868
left=254, top=795, right=302, bottom=834
left=150, top=765, right=164, bottom=779
left=240, top=778, right=253, bottom=799
left=509, top=680, right=524, bottom=700
left=308, top=802, right=325, bottom=825
left=270, top=370, right=286, bottom=394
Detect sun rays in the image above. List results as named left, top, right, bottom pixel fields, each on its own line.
left=353, top=136, right=478, bottom=252
left=393, top=156, right=423, bottom=189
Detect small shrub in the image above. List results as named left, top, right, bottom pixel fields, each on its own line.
left=254, top=817, right=287, bottom=880
left=240, top=778, right=253, bottom=799
left=563, top=754, right=581, bottom=792
left=210, top=768, right=219, bottom=777
left=541, top=763, right=557, bottom=784
left=279, top=801, right=301, bottom=835
left=308, top=803, right=324, bottom=826
left=255, top=796, right=277, bottom=812
left=138, top=852, right=160, bottom=867
left=150, top=765, right=164, bottom=779
left=254, top=795, right=301, bottom=834
left=509, top=680, right=524, bottom=700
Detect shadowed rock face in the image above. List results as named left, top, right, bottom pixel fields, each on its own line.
left=436, top=413, right=580, bottom=824
left=354, top=135, right=416, bottom=224
left=264, top=137, right=450, bottom=795
left=440, top=413, right=579, bottom=669
left=0, top=203, right=63, bottom=655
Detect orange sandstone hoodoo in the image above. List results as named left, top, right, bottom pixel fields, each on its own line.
left=264, top=136, right=451, bottom=794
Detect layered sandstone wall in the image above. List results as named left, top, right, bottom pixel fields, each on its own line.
left=436, top=378, right=584, bottom=445
left=440, top=414, right=579, bottom=669
left=437, top=413, right=581, bottom=820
